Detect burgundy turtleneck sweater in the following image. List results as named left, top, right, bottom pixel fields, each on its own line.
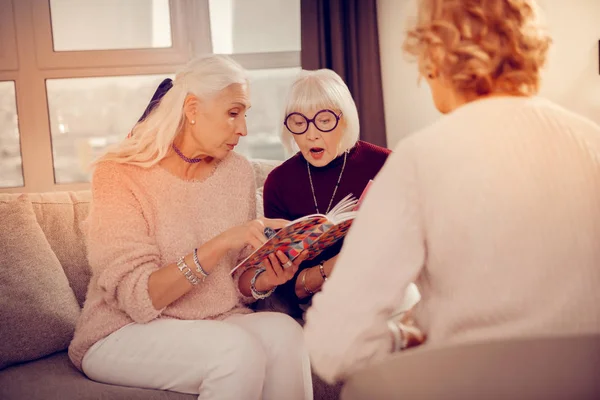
left=262, top=140, right=391, bottom=317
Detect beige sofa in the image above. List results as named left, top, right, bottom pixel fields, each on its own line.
left=3, top=157, right=598, bottom=400
left=0, top=159, right=344, bottom=400
left=0, top=188, right=191, bottom=400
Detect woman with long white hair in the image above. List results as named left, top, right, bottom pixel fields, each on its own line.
left=68, top=54, right=313, bottom=400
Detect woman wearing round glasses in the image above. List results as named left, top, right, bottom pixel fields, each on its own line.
left=259, top=68, right=391, bottom=321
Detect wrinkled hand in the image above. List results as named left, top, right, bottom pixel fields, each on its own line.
left=224, top=218, right=289, bottom=252
left=255, top=250, right=310, bottom=291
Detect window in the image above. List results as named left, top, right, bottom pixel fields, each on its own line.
left=208, top=0, right=301, bottom=54
left=208, top=0, right=301, bottom=161
left=0, top=0, right=301, bottom=192
left=208, top=0, right=302, bottom=160
left=0, top=81, right=22, bottom=188
left=49, top=0, right=173, bottom=51
left=242, top=68, right=301, bottom=160
left=47, top=74, right=173, bottom=183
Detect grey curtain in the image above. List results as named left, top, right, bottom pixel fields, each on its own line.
left=300, top=0, right=388, bottom=147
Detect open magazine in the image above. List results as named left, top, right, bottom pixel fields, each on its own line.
left=231, top=180, right=375, bottom=275
left=231, top=194, right=360, bottom=275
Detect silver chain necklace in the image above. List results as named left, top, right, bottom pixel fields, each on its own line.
left=307, top=151, right=348, bottom=214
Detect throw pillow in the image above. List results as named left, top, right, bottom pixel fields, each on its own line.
left=256, top=186, right=264, bottom=218
left=0, top=196, right=80, bottom=370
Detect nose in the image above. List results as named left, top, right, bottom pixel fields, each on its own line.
left=237, top=117, right=248, bottom=137
left=305, top=123, right=320, bottom=141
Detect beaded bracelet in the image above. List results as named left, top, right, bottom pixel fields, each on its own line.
left=176, top=256, right=199, bottom=286
left=318, top=262, right=327, bottom=281
left=192, top=248, right=209, bottom=278
left=250, top=268, right=275, bottom=300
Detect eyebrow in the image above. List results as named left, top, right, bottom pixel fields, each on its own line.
left=232, top=101, right=251, bottom=109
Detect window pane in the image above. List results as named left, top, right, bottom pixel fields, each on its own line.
left=236, top=68, right=300, bottom=161
left=47, top=75, right=172, bottom=184
left=50, top=0, right=172, bottom=51
left=0, top=81, right=23, bottom=188
left=209, top=0, right=300, bottom=54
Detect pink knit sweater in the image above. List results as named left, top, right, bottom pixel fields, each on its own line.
left=68, top=152, right=257, bottom=370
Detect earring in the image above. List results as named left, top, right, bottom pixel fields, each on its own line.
left=191, top=120, right=196, bottom=125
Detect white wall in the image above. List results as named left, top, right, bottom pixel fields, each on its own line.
left=378, top=0, right=600, bottom=148
left=536, top=0, right=600, bottom=123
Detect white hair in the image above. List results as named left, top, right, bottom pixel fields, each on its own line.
left=96, top=54, right=248, bottom=167
left=280, top=69, right=360, bottom=156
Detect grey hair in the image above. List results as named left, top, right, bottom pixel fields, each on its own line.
left=280, top=69, right=360, bottom=156
left=96, top=54, right=248, bottom=167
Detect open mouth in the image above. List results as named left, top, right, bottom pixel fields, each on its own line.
left=309, top=147, right=325, bottom=160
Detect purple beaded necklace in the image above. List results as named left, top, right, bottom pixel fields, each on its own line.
left=172, top=143, right=202, bottom=163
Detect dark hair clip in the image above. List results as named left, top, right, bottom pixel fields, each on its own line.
left=137, top=78, right=174, bottom=123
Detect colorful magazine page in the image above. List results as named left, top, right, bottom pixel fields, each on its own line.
left=230, top=194, right=360, bottom=275
left=303, top=182, right=374, bottom=258
left=304, top=219, right=353, bottom=260
left=231, top=216, right=329, bottom=274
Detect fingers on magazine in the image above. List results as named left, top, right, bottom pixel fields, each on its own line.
left=231, top=180, right=373, bottom=274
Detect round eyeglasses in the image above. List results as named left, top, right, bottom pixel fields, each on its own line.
left=284, top=109, right=343, bottom=135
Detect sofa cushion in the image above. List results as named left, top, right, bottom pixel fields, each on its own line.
left=250, top=160, right=280, bottom=218
left=0, top=196, right=81, bottom=370
left=0, top=352, right=194, bottom=400
left=250, top=159, right=281, bottom=189
left=0, top=191, right=92, bottom=306
left=29, top=191, right=92, bottom=307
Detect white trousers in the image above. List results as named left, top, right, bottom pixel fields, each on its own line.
left=82, top=312, right=313, bottom=400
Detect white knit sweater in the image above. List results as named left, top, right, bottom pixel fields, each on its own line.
left=304, top=96, right=600, bottom=383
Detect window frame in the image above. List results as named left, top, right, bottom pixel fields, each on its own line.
left=31, top=0, right=198, bottom=69
left=0, top=0, right=300, bottom=193
left=0, top=80, right=23, bottom=188
left=0, top=0, right=18, bottom=71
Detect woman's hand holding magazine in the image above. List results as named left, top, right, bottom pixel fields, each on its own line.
left=256, top=249, right=310, bottom=288
left=231, top=194, right=359, bottom=275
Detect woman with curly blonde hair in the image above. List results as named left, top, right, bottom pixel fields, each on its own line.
left=304, top=0, right=600, bottom=384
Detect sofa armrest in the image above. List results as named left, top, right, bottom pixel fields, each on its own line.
left=341, top=334, right=600, bottom=400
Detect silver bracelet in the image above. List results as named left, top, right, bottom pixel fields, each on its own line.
left=176, top=257, right=199, bottom=285
left=250, top=268, right=275, bottom=300
left=192, top=248, right=209, bottom=278
left=387, top=319, right=407, bottom=352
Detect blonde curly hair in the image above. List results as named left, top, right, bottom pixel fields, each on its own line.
left=403, top=0, right=552, bottom=97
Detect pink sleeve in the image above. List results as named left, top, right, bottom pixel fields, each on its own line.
left=232, top=165, right=259, bottom=304
left=304, top=141, right=426, bottom=383
left=86, top=163, right=164, bottom=323
left=233, top=245, right=258, bottom=305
